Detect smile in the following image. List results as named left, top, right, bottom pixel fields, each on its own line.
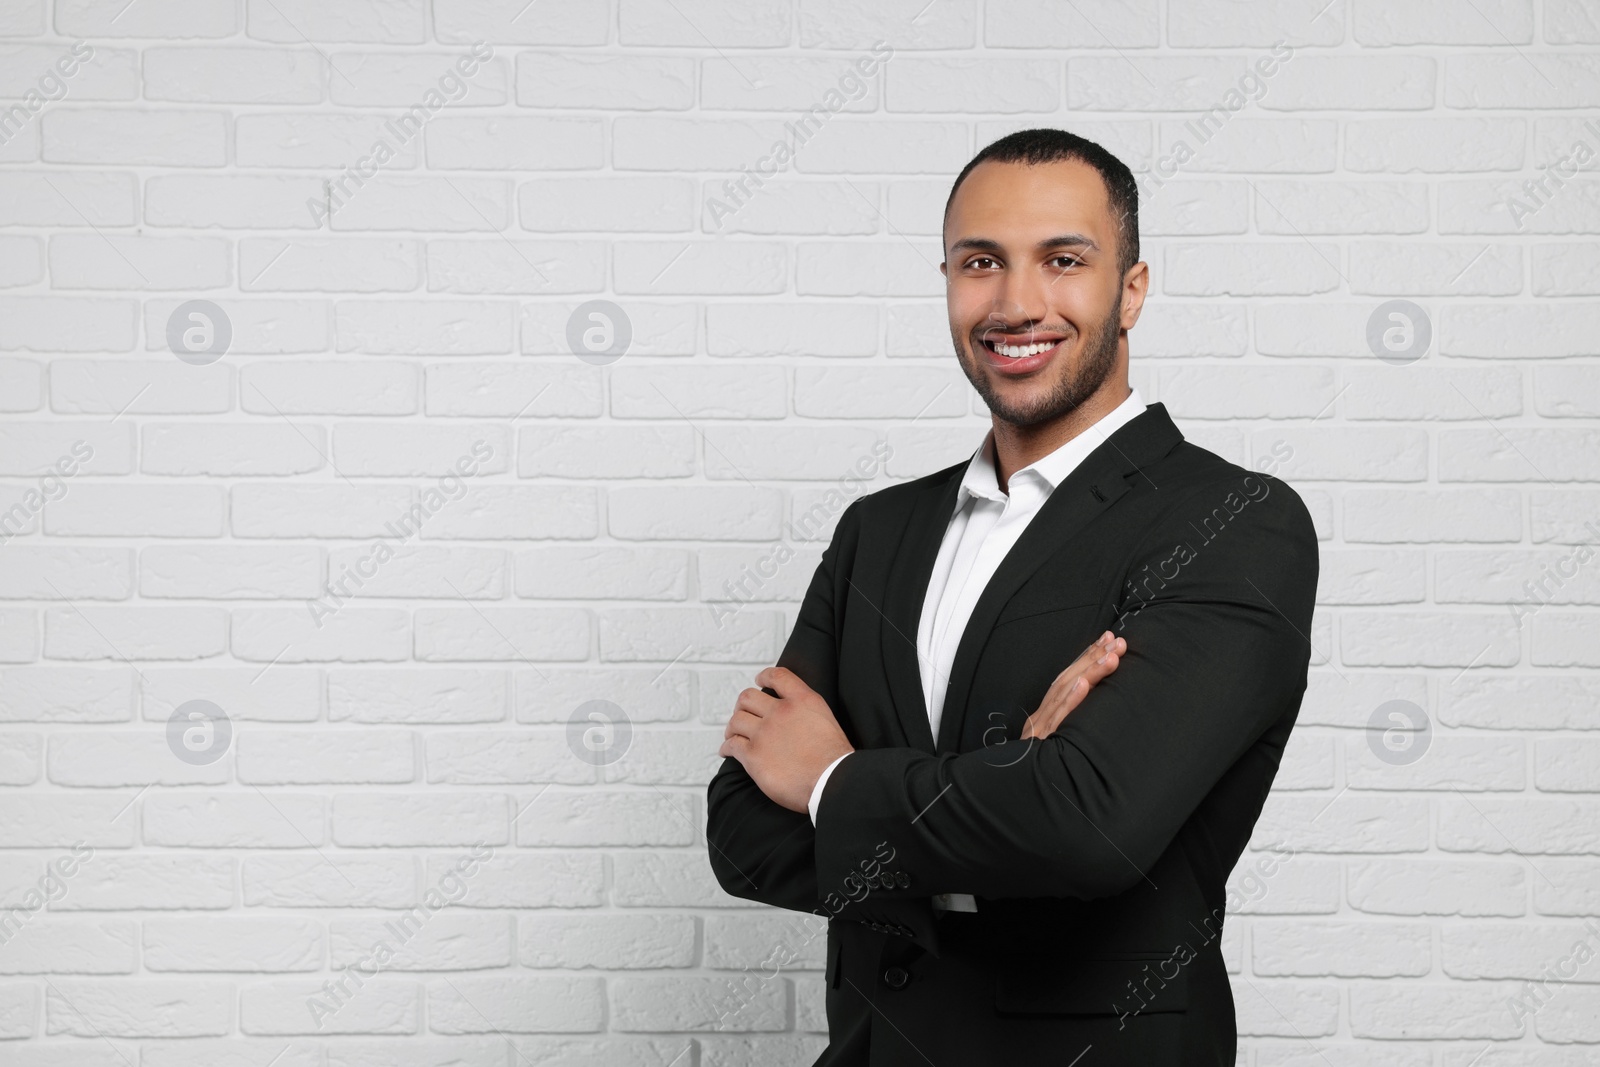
left=977, top=335, right=1066, bottom=373
left=985, top=338, right=1062, bottom=359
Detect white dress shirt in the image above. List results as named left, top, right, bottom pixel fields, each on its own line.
left=806, top=386, right=1148, bottom=911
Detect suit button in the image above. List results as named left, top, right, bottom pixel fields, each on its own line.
left=882, top=966, right=910, bottom=990
left=896, top=871, right=910, bottom=888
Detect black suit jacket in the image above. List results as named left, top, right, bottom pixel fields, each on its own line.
left=706, top=402, right=1319, bottom=1066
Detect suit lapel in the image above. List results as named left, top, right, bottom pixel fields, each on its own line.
left=877, top=461, right=964, bottom=754
left=933, top=403, right=1185, bottom=753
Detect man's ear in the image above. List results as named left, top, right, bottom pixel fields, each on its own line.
left=1120, top=260, right=1149, bottom=332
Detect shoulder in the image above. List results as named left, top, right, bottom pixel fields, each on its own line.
left=829, top=457, right=965, bottom=529
left=1143, top=439, right=1318, bottom=555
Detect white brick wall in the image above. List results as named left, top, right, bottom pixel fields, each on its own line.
left=0, top=0, right=1597, bottom=1062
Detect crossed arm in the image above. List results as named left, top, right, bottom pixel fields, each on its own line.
left=706, top=478, right=1317, bottom=924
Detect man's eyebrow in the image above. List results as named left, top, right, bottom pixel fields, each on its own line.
left=946, top=233, right=1101, bottom=256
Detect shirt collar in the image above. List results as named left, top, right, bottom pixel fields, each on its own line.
left=958, top=386, right=1147, bottom=506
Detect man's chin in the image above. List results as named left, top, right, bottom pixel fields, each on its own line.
left=985, top=392, right=1084, bottom=429
left=964, top=362, right=1082, bottom=427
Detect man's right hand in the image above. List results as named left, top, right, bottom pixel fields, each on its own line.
left=1019, top=630, right=1126, bottom=741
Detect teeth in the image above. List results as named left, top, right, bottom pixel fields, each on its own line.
left=991, top=340, right=1057, bottom=359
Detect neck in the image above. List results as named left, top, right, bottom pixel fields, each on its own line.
left=991, top=378, right=1132, bottom=494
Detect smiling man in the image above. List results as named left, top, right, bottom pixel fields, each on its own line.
left=707, top=128, right=1319, bottom=1065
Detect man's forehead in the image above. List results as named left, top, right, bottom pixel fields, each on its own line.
left=946, top=158, right=1111, bottom=244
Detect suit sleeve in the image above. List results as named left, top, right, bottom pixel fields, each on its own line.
left=811, top=473, right=1320, bottom=903
left=703, top=496, right=862, bottom=915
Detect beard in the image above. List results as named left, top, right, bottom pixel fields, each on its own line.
left=952, top=293, right=1124, bottom=430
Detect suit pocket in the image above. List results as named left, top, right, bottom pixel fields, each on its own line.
left=979, top=601, right=1107, bottom=719
left=994, top=955, right=1187, bottom=1016
left=993, top=598, right=1105, bottom=630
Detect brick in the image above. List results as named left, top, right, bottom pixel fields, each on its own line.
left=236, top=730, right=416, bottom=784
left=329, top=668, right=510, bottom=724
left=520, top=913, right=697, bottom=969
left=246, top=0, right=426, bottom=44
left=0, top=296, right=137, bottom=352
left=57, top=855, right=235, bottom=911
left=520, top=52, right=693, bottom=110
left=618, top=0, right=789, bottom=47
left=55, top=0, right=237, bottom=37
left=331, top=792, right=509, bottom=847
left=1253, top=920, right=1432, bottom=977
left=143, top=793, right=325, bottom=848
left=143, top=917, right=322, bottom=971
left=426, top=975, right=604, bottom=1032
left=424, top=731, right=594, bottom=784
left=145, top=175, right=325, bottom=228
left=42, top=109, right=226, bottom=166
left=424, top=116, right=603, bottom=170
left=143, top=47, right=323, bottom=102
left=45, top=980, right=231, bottom=1037
left=330, top=913, right=511, bottom=970
left=236, top=114, right=420, bottom=169
left=240, top=979, right=418, bottom=1035
left=330, top=50, right=510, bottom=107
left=0, top=918, right=136, bottom=974
left=243, top=854, right=416, bottom=908
left=433, top=2, right=609, bottom=45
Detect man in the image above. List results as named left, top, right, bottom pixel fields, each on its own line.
left=706, top=128, right=1319, bottom=1065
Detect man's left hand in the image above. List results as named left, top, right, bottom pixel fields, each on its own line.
left=719, top=666, right=854, bottom=814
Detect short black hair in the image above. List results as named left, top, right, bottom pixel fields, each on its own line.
left=943, top=127, right=1141, bottom=278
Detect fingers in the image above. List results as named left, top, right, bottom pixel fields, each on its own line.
left=722, top=680, right=786, bottom=751
left=1021, top=676, right=1085, bottom=740
left=1080, top=642, right=1125, bottom=686
left=1061, top=631, right=1122, bottom=675
left=1023, top=632, right=1130, bottom=740
left=754, top=665, right=803, bottom=696
left=727, top=686, right=776, bottom=733
left=722, top=707, right=762, bottom=743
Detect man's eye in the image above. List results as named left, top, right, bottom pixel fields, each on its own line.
left=1053, top=256, right=1084, bottom=269
left=967, top=256, right=999, bottom=270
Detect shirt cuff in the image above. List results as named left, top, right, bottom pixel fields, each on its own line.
left=808, top=752, right=851, bottom=826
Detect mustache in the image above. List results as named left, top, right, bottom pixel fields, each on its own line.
left=974, top=325, right=1073, bottom=342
